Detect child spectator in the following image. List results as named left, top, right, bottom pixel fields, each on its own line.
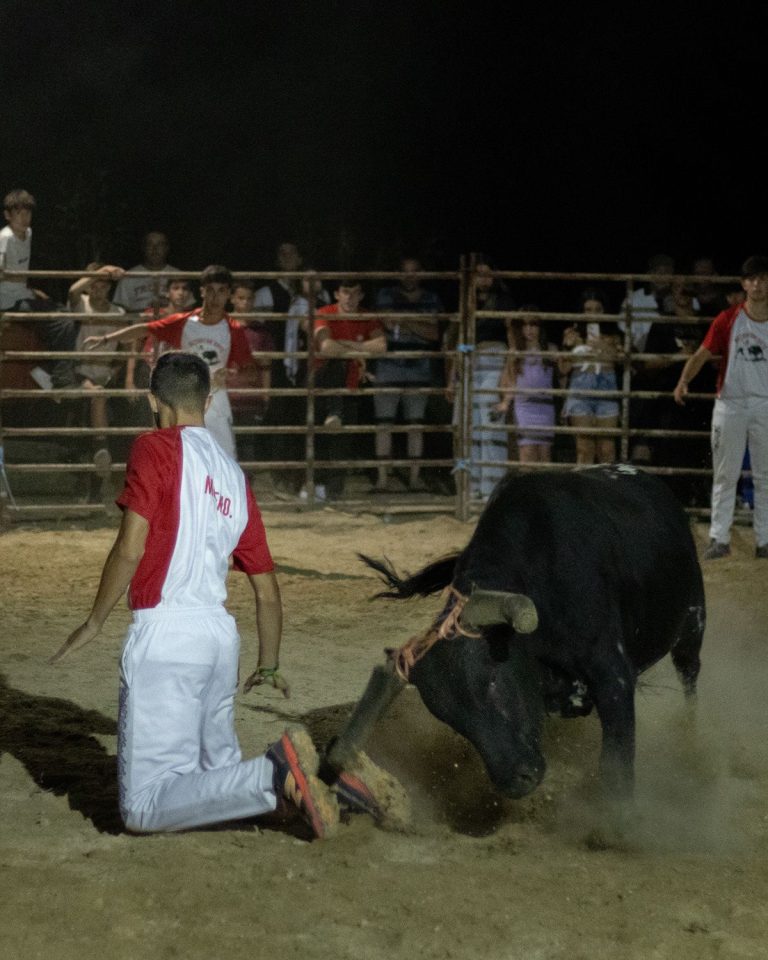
left=0, top=188, right=77, bottom=389
left=312, top=278, right=386, bottom=498
left=67, top=263, right=126, bottom=498
left=228, top=280, right=274, bottom=464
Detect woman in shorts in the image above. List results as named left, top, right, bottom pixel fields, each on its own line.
left=559, top=289, right=622, bottom=465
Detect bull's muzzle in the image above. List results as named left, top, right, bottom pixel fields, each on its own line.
left=461, top=589, right=539, bottom=634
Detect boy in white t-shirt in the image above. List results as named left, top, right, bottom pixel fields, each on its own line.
left=0, top=188, right=78, bottom=388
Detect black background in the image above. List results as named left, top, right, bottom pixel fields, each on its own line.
left=2, top=1, right=764, bottom=283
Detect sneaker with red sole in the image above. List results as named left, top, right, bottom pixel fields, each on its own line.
left=266, top=727, right=339, bottom=839
left=332, top=749, right=411, bottom=832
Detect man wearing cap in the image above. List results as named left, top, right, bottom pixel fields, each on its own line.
left=674, top=255, right=768, bottom=560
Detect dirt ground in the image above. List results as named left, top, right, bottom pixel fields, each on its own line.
left=2, top=504, right=768, bottom=960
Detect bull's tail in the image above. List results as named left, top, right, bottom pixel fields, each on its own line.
left=358, top=553, right=458, bottom=599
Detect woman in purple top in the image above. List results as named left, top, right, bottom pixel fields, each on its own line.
left=500, top=309, right=558, bottom=465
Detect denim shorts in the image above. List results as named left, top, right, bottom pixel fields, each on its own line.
left=563, top=370, right=619, bottom=419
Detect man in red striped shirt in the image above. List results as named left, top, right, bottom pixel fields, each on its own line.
left=674, top=255, right=768, bottom=560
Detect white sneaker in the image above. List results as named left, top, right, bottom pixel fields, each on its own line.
left=93, top=448, right=112, bottom=481
left=298, top=484, right=326, bottom=502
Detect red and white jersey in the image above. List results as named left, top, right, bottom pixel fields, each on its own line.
left=117, top=426, right=273, bottom=610
left=146, top=311, right=253, bottom=386
left=703, top=303, right=768, bottom=399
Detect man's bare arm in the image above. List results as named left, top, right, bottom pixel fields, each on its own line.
left=49, top=509, right=149, bottom=663
left=83, top=321, right=153, bottom=350
left=242, top=570, right=286, bottom=695
left=673, top=345, right=714, bottom=405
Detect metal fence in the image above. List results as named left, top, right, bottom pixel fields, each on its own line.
left=0, top=261, right=738, bottom=527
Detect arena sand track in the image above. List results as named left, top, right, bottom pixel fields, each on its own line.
left=1, top=509, right=768, bottom=960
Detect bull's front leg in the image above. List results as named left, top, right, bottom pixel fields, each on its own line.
left=325, top=660, right=406, bottom=772
left=584, top=657, right=637, bottom=798
left=322, top=660, right=411, bottom=831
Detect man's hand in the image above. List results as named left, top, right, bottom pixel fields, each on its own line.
left=49, top=621, right=101, bottom=664
left=673, top=379, right=688, bottom=406
left=212, top=368, right=229, bottom=390
left=243, top=666, right=290, bottom=698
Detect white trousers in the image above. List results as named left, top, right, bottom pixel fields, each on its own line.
left=118, top=606, right=277, bottom=833
left=205, top=389, right=237, bottom=459
left=470, top=348, right=508, bottom=499
left=710, top=396, right=768, bottom=546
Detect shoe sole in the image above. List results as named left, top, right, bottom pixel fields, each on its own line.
left=333, top=749, right=411, bottom=832
left=281, top=727, right=339, bottom=839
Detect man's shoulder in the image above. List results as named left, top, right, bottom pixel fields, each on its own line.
left=151, top=308, right=197, bottom=326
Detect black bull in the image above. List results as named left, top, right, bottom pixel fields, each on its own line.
left=327, top=466, right=704, bottom=798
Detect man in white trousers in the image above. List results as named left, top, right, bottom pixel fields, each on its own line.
left=673, top=255, right=768, bottom=560
left=49, top=352, right=343, bottom=836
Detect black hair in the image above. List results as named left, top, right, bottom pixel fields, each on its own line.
left=580, top=287, right=608, bottom=310
left=200, top=264, right=233, bottom=287
left=741, top=255, right=768, bottom=280
left=232, top=278, right=255, bottom=292
left=150, top=352, right=210, bottom=411
left=334, top=276, right=362, bottom=291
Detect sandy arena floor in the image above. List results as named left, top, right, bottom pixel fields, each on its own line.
left=1, top=505, right=768, bottom=960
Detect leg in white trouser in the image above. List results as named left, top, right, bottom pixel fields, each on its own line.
left=471, top=352, right=507, bottom=499
left=118, top=611, right=277, bottom=833
left=205, top=389, right=237, bottom=459
left=746, top=398, right=768, bottom=546
left=709, top=399, right=748, bottom=544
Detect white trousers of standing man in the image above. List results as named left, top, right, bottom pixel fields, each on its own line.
left=710, top=396, right=768, bottom=547
left=118, top=606, right=277, bottom=833
left=205, top=388, right=237, bottom=460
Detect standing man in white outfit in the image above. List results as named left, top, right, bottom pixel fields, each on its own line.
left=674, top=255, right=768, bottom=560
left=49, top=352, right=340, bottom=837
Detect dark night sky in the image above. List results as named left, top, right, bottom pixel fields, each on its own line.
left=1, top=1, right=764, bottom=279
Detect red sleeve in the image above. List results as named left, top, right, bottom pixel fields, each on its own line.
left=702, top=306, right=737, bottom=356
left=227, top=320, right=254, bottom=368
left=116, top=431, right=179, bottom=522
left=231, top=483, right=274, bottom=574
left=146, top=313, right=188, bottom=349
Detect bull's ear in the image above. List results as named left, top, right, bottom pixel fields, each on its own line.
left=462, top=589, right=539, bottom=634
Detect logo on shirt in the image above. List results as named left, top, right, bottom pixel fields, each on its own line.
left=204, top=474, right=232, bottom=517
left=735, top=343, right=766, bottom=362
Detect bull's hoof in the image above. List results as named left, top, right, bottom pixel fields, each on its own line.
left=332, top=749, right=412, bottom=832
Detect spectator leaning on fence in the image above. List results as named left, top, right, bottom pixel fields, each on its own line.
left=673, top=255, right=768, bottom=560
left=372, top=258, right=442, bottom=492
left=67, top=263, right=126, bottom=500
left=312, top=278, right=386, bottom=499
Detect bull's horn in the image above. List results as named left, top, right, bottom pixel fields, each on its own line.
left=461, top=589, right=538, bottom=634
